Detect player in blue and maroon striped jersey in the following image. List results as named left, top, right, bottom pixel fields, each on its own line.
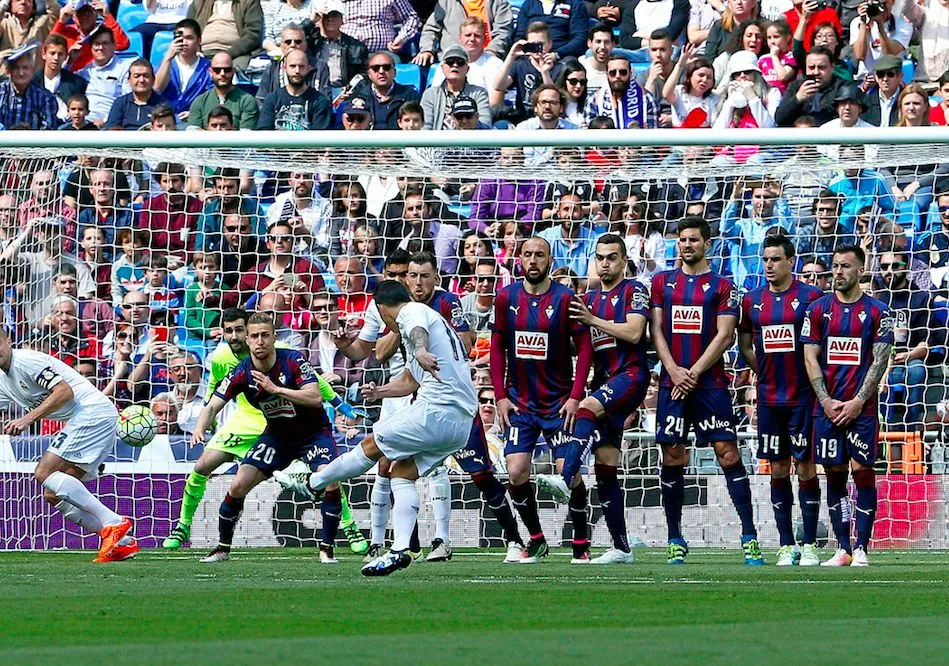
left=650, top=216, right=763, bottom=566
left=490, top=237, right=594, bottom=564
left=537, top=233, right=651, bottom=565
left=408, top=252, right=526, bottom=563
left=803, top=244, right=893, bottom=567
left=738, top=235, right=825, bottom=567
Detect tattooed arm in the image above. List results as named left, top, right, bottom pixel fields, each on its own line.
left=834, top=341, right=892, bottom=427
left=410, top=326, right=442, bottom=381
left=804, top=342, right=840, bottom=419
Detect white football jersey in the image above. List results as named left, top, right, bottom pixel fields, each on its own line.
left=358, top=299, right=406, bottom=374
left=396, top=302, right=477, bottom=417
left=0, top=349, right=115, bottom=421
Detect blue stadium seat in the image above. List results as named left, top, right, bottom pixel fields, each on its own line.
left=395, top=63, right=421, bottom=91
left=902, top=59, right=915, bottom=83
left=510, top=0, right=525, bottom=20
left=150, top=30, right=174, bottom=70
left=121, top=31, right=144, bottom=59
left=426, top=65, right=436, bottom=88
left=116, top=3, right=148, bottom=34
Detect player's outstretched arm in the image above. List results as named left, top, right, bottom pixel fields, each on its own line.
left=374, top=330, right=402, bottom=364
left=192, top=394, right=228, bottom=447
left=3, top=381, right=74, bottom=436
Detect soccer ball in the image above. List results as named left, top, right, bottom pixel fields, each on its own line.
left=118, top=405, right=158, bottom=448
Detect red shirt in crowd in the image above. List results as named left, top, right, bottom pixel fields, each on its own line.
left=51, top=14, right=131, bottom=71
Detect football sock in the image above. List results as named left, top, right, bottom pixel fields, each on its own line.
left=390, top=478, right=420, bottom=552
left=472, top=471, right=522, bottom=546
left=771, top=476, right=795, bottom=547
left=826, top=469, right=852, bottom=554
left=561, top=408, right=598, bottom=487
left=43, top=471, right=122, bottom=528
left=179, top=470, right=209, bottom=528
left=660, top=464, right=685, bottom=541
left=309, top=446, right=374, bottom=491
left=724, top=462, right=757, bottom=538
left=798, top=476, right=821, bottom=545
left=370, top=476, right=391, bottom=545
left=595, top=463, right=629, bottom=552
left=429, top=467, right=452, bottom=544
left=569, top=480, right=589, bottom=557
left=217, top=493, right=244, bottom=551
left=853, top=468, right=877, bottom=551
left=410, top=520, right=421, bottom=553
left=55, top=498, right=102, bottom=533
left=508, top=481, right=543, bottom=539
left=339, top=485, right=353, bottom=525
left=321, top=487, right=342, bottom=547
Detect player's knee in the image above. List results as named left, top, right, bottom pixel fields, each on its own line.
left=594, top=444, right=620, bottom=467
left=194, top=457, right=215, bottom=476
left=770, top=459, right=791, bottom=478
left=579, top=397, right=603, bottom=416
left=661, top=444, right=689, bottom=466
left=714, top=443, right=741, bottom=468
left=362, top=436, right=381, bottom=460
left=470, top=470, right=494, bottom=490
left=796, top=459, right=817, bottom=480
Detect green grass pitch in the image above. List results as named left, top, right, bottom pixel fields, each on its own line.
left=2, top=548, right=948, bottom=665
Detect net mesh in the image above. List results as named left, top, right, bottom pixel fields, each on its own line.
left=0, top=134, right=947, bottom=551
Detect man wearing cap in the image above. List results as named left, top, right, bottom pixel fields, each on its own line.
left=51, top=0, right=129, bottom=72
left=415, top=0, right=513, bottom=66
left=775, top=45, right=847, bottom=127
left=306, top=1, right=368, bottom=89
left=0, top=41, right=59, bottom=129
left=258, top=48, right=333, bottom=130
left=256, top=23, right=331, bottom=109
left=421, top=44, right=491, bottom=129
left=339, top=95, right=373, bottom=129
left=819, top=83, right=878, bottom=161
left=861, top=54, right=904, bottom=127
left=425, top=17, right=505, bottom=93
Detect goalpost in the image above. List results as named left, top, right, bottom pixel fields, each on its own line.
left=0, top=127, right=946, bottom=551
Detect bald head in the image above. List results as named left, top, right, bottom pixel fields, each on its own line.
left=258, top=290, right=287, bottom=313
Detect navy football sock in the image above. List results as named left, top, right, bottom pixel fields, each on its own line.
left=724, top=462, right=757, bottom=538
left=509, top=481, right=544, bottom=540
left=320, top=487, right=342, bottom=547
left=660, top=465, right=685, bottom=541
left=770, top=476, right=795, bottom=547
left=595, top=463, right=629, bottom=552
left=798, top=476, right=821, bottom=545
left=473, top=471, right=522, bottom=546
left=561, top=409, right=598, bottom=487
left=217, top=493, right=244, bottom=551
left=826, top=470, right=852, bottom=554
left=853, top=468, right=877, bottom=551
left=569, top=480, right=589, bottom=556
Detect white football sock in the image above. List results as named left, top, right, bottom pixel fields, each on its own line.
left=55, top=499, right=103, bottom=532
left=309, top=446, right=374, bottom=491
left=429, top=467, right=451, bottom=544
left=390, top=477, right=420, bottom=552
left=370, top=476, right=392, bottom=546
left=44, top=471, right=122, bottom=528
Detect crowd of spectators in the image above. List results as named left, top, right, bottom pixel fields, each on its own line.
left=0, top=0, right=947, bottom=449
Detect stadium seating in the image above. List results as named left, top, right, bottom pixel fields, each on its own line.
left=150, top=30, right=175, bottom=71
left=395, top=63, right=422, bottom=92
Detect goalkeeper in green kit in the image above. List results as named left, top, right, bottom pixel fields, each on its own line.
left=163, top=307, right=368, bottom=554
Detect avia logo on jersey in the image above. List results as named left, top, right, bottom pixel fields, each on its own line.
left=590, top=326, right=616, bottom=351
left=260, top=396, right=297, bottom=418
left=762, top=324, right=795, bottom=353
left=827, top=336, right=861, bottom=366
left=671, top=305, right=703, bottom=334
left=514, top=330, right=548, bottom=359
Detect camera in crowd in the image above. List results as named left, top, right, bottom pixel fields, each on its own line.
left=866, top=0, right=885, bottom=19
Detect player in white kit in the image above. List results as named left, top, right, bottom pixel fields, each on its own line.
left=276, top=280, right=477, bottom=577
left=0, top=327, right=136, bottom=562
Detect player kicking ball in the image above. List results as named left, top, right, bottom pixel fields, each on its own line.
left=276, top=281, right=478, bottom=577
left=191, top=313, right=344, bottom=563
left=0, top=327, right=136, bottom=562
left=738, top=236, right=825, bottom=566
left=163, top=308, right=366, bottom=555
left=538, top=234, right=650, bottom=565
left=803, top=245, right=892, bottom=567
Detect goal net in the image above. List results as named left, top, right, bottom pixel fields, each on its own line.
left=0, top=128, right=946, bottom=551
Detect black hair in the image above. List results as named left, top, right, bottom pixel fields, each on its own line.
left=410, top=250, right=438, bottom=271
left=385, top=248, right=412, bottom=267
left=833, top=243, right=866, bottom=265
left=207, top=105, right=234, bottom=124
left=373, top=280, right=412, bottom=307
left=763, top=234, right=795, bottom=260
left=221, top=307, right=248, bottom=326
left=678, top=215, right=711, bottom=240
left=596, top=233, right=627, bottom=257
left=587, top=23, right=615, bottom=42
left=174, top=18, right=202, bottom=39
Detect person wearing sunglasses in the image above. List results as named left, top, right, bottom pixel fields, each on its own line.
left=860, top=54, right=905, bottom=127
left=186, top=0, right=264, bottom=72
left=583, top=52, right=658, bottom=128
left=420, top=44, right=491, bottom=129
left=424, top=17, right=505, bottom=94
left=344, top=50, right=420, bottom=129
left=187, top=52, right=259, bottom=129
left=256, top=24, right=331, bottom=108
